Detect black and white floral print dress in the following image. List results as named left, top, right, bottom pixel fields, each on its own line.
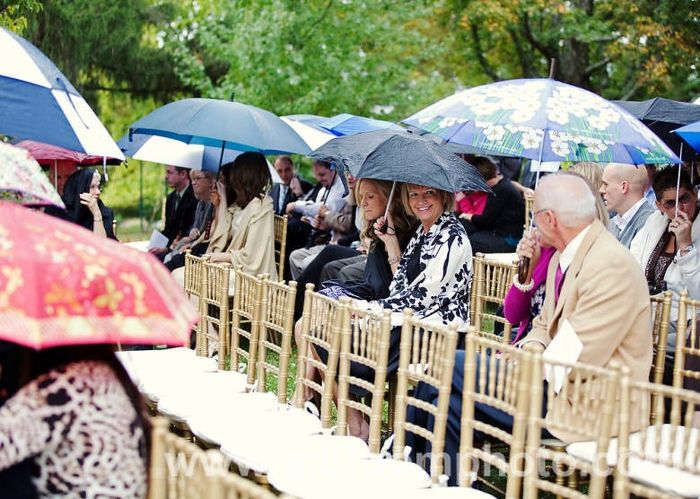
left=374, top=211, right=473, bottom=329
left=0, top=361, right=147, bottom=498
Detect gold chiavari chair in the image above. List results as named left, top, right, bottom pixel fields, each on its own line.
left=184, top=251, right=207, bottom=354
left=255, top=277, right=298, bottom=403
left=649, top=291, right=673, bottom=423
left=294, top=284, right=344, bottom=430
left=471, top=252, right=517, bottom=343
left=148, top=418, right=281, bottom=499
left=459, top=330, right=533, bottom=496
left=201, top=261, right=232, bottom=369
left=673, top=290, right=700, bottom=392
left=274, top=214, right=288, bottom=281
left=231, top=266, right=264, bottom=387
left=392, top=310, right=460, bottom=483
left=613, top=377, right=700, bottom=499
left=335, top=301, right=393, bottom=455
left=525, top=355, right=621, bottom=499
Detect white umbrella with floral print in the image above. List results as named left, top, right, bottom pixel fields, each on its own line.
left=404, top=78, right=680, bottom=165
left=0, top=142, right=64, bottom=208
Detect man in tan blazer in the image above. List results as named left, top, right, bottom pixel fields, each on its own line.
left=522, top=173, right=652, bottom=442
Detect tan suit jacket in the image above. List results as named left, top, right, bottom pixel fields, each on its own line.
left=528, top=220, right=652, bottom=442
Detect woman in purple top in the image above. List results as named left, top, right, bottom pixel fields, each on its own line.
left=504, top=230, right=556, bottom=343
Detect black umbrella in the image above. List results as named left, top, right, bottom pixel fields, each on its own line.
left=310, top=129, right=490, bottom=193
left=613, top=98, right=700, bottom=160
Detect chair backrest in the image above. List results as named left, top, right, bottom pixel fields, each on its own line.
left=523, top=354, right=621, bottom=499
left=614, top=377, right=700, bottom=499
left=459, top=330, right=532, bottom=495
left=471, top=252, right=517, bottom=343
left=392, top=310, right=459, bottom=483
left=673, top=290, right=700, bottom=392
left=649, top=291, right=673, bottom=423
left=231, top=266, right=264, bottom=386
left=256, top=277, right=298, bottom=404
left=274, top=214, right=288, bottom=281
left=200, top=261, right=232, bottom=369
left=184, top=252, right=206, bottom=354
left=148, top=417, right=278, bottom=499
left=523, top=191, right=534, bottom=232
left=335, top=300, right=393, bottom=455
left=294, top=284, right=343, bottom=430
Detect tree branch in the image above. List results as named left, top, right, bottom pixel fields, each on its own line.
left=299, top=0, right=334, bottom=43
left=508, top=26, right=532, bottom=77
left=522, top=11, right=555, bottom=61
left=585, top=57, right=611, bottom=77
left=470, top=22, right=500, bottom=81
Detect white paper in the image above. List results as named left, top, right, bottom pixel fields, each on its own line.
left=543, top=319, right=583, bottom=394
left=147, top=230, right=169, bottom=250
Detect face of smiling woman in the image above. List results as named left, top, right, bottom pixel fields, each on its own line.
left=408, top=184, right=443, bottom=232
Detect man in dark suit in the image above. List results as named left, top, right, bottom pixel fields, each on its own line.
left=270, top=155, right=312, bottom=215
left=149, top=165, right=198, bottom=260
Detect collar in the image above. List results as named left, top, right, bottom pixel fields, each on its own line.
left=612, top=197, right=646, bottom=231
left=176, top=185, right=189, bottom=197
left=559, top=223, right=592, bottom=272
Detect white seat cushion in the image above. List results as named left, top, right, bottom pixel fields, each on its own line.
left=567, top=424, right=700, bottom=497
left=269, top=457, right=431, bottom=499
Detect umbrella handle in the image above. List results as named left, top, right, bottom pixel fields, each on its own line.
left=517, top=256, right=530, bottom=285
left=377, top=181, right=397, bottom=234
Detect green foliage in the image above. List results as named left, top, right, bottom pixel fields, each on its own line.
left=0, top=0, right=41, bottom=33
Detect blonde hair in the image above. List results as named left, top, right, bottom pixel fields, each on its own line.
left=400, top=183, right=455, bottom=218
left=568, top=166, right=610, bottom=225
left=357, top=179, right=415, bottom=246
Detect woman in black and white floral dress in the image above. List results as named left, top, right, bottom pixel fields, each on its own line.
left=346, top=183, right=472, bottom=439
left=0, top=345, right=149, bottom=498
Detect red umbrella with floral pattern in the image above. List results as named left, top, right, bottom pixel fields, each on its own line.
left=0, top=201, right=197, bottom=348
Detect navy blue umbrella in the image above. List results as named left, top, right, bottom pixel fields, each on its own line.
left=311, top=129, right=489, bottom=193
left=0, top=28, right=123, bottom=160
left=127, top=98, right=312, bottom=157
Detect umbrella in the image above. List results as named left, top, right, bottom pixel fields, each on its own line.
left=0, top=142, right=64, bottom=208
left=613, top=98, right=700, bottom=160
left=15, top=140, right=122, bottom=166
left=0, top=28, right=124, bottom=160
left=0, top=201, right=197, bottom=349
left=126, top=98, right=312, bottom=157
left=403, top=78, right=680, bottom=165
left=283, top=114, right=329, bottom=131
left=675, top=121, right=700, bottom=154
left=318, top=113, right=404, bottom=136
left=116, top=133, right=283, bottom=183
left=280, top=117, right=334, bottom=150
left=310, top=129, right=490, bottom=193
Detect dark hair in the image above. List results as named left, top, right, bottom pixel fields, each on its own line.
left=220, top=152, right=272, bottom=208
left=174, top=166, right=189, bottom=175
left=653, top=167, right=693, bottom=201
left=472, top=156, right=499, bottom=181
left=275, top=155, right=294, bottom=168
left=14, top=344, right=151, bottom=470
left=312, top=160, right=331, bottom=170
left=61, top=169, right=115, bottom=238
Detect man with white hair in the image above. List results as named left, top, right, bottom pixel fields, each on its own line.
left=405, top=174, right=652, bottom=484
left=521, top=173, right=651, bottom=440
left=600, top=162, right=655, bottom=248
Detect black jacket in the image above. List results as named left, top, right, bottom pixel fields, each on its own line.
left=163, top=184, right=198, bottom=245
left=270, top=177, right=313, bottom=215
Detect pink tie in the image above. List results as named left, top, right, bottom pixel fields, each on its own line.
left=554, top=265, right=565, bottom=303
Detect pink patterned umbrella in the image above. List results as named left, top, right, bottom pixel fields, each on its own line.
left=0, top=201, right=198, bottom=349
left=15, top=140, right=118, bottom=165
left=0, top=142, right=64, bottom=207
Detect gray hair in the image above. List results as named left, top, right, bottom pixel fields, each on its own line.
left=537, top=173, right=596, bottom=228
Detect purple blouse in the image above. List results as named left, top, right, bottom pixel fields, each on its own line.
left=504, top=246, right=556, bottom=343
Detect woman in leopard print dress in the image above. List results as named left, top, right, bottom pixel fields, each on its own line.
left=0, top=345, right=150, bottom=498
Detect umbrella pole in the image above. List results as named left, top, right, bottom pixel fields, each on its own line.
left=676, top=143, right=683, bottom=218
left=54, top=160, right=57, bottom=189
left=383, top=181, right=397, bottom=221
left=218, top=141, right=226, bottom=171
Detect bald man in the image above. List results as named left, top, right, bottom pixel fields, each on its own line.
left=600, top=162, right=655, bottom=248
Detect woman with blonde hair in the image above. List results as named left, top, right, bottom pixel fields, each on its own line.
left=569, top=162, right=609, bottom=225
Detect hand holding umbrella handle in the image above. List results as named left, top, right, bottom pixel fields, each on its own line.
left=517, top=256, right=531, bottom=284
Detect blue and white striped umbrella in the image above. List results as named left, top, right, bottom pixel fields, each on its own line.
left=0, top=28, right=124, bottom=160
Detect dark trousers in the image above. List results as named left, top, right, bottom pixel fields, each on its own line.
left=293, top=245, right=360, bottom=320
left=405, top=350, right=548, bottom=486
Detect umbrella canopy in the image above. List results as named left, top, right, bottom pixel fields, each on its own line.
left=310, top=129, right=490, bottom=193
left=0, top=201, right=197, bottom=349
left=0, top=28, right=124, bottom=160
left=15, top=140, right=122, bottom=166
left=613, top=98, right=700, bottom=160
left=404, top=78, right=680, bottom=165
left=675, top=121, right=700, bottom=153
left=0, top=142, right=64, bottom=207
left=127, top=98, right=312, bottom=156
left=318, top=113, right=404, bottom=136
left=116, top=133, right=282, bottom=182
left=280, top=117, right=334, bottom=150
left=283, top=114, right=329, bottom=131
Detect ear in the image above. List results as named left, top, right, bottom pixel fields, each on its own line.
left=620, top=180, right=629, bottom=194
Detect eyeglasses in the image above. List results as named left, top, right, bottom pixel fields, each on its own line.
left=659, top=193, right=694, bottom=210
